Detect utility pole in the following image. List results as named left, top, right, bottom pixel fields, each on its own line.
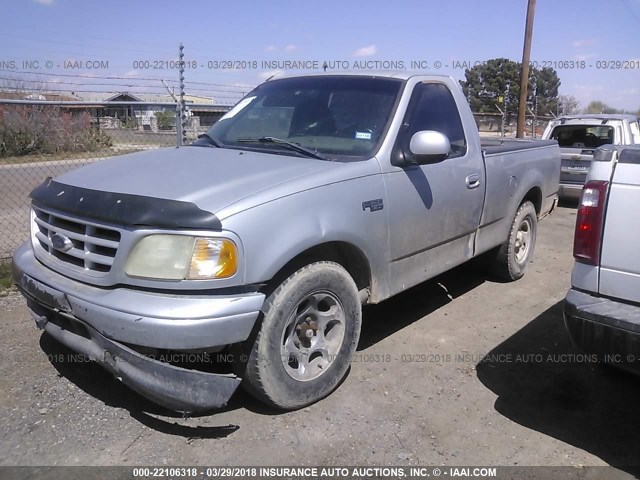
left=162, top=79, right=182, bottom=146
left=161, top=79, right=178, bottom=103
left=162, top=79, right=181, bottom=145
left=516, top=0, right=536, bottom=138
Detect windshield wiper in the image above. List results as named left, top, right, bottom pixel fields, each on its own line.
left=195, top=132, right=222, bottom=147
left=236, top=136, right=326, bottom=160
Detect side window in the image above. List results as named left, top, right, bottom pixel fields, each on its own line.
left=404, top=83, right=467, bottom=159
left=630, top=121, right=640, bottom=144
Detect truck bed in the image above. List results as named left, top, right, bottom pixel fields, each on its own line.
left=481, top=137, right=558, bottom=156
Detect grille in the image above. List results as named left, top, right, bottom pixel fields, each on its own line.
left=32, top=206, right=121, bottom=274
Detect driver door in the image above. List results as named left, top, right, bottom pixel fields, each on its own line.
left=384, top=82, right=485, bottom=294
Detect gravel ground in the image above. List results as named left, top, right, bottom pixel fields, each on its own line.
left=1, top=205, right=639, bottom=478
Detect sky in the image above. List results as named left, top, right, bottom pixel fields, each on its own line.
left=0, top=0, right=639, bottom=112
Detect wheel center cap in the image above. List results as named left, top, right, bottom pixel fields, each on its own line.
left=296, top=320, right=318, bottom=346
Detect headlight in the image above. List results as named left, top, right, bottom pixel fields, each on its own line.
left=125, top=235, right=238, bottom=280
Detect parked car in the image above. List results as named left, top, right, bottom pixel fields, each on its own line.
left=542, top=114, right=640, bottom=199
left=13, top=72, right=560, bottom=412
left=564, top=145, right=640, bottom=371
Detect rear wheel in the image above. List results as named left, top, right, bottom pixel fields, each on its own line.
left=491, top=201, right=538, bottom=281
left=235, top=261, right=362, bottom=410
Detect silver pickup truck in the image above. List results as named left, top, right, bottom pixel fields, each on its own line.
left=542, top=114, right=640, bottom=199
left=12, top=72, right=560, bottom=412
left=564, top=145, right=640, bottom=371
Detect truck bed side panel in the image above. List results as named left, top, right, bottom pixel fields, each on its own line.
left=600, top=161, right=640, bottom=303
left=475, top=144, right=560, bottom=255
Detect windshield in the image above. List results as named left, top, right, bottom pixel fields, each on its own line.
left=550, top=124, right=615, bottom=148
left=201, top=76, right=403, bottom=160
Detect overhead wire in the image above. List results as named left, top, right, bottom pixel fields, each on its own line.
left=0, top=69, right=252, bottom=90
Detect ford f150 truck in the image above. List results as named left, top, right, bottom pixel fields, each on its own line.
left=564, top=145, right=640, bottom=371
left=12, top=72, right=561, bottom=412
left=542, top=114, right=640, bottom=199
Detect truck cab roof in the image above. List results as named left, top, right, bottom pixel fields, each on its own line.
left=553, top=114, right=639, bottom=124
left=266, top=70, right=455, bottom=82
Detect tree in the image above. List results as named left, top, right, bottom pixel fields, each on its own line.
left=459, top=58, right=521, bottom=116
left=0, top=76, right=46, bottom=99
left=557, top=95, right=580, bottom=116
left=583, top=101, right=623, bottom=115
left=155, top=110, right=175, bottom=130
left=459, top=58, right=560, bottom=118
left=529, top=67, right=560, bottom=116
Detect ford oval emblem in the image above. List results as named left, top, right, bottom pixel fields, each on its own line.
left=51, top=233, right=73, bottom=252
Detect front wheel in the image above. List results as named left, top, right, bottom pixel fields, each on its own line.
left=236, top=261, right=362, bottom=410
left=491, top=201, right=538, bottom=281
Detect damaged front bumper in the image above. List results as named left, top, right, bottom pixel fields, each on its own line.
left=12, top=242, right=266, bottom=412
left=29, top=303, right=242, bottom=412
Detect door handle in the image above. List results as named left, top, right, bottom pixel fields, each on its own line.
left=465, top=173, right=481, bottom=189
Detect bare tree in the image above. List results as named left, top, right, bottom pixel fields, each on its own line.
left=0, top=76, right=46, bottom=99
left=557, top=95, right=580, bottom=116
left=583, top=100, right=624, bottom=115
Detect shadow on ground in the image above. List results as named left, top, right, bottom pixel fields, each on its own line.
left=38, top=261, right=489, bottom=436
left=39, top=332, right=277, bottom=438
left=476, top=301, right=640, bottom=477
left=358, top=261, right=486, bottom=350
left=558, top=197, right=579, bottom=209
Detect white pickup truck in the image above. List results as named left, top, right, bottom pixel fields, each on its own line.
left=542, top=114, right=640, bottom=199
left=564, top=145, right=640, bottom=371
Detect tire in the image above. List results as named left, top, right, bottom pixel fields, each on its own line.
left=491, top=201, right=537, bottom=281
left=235, top=261, right=362, bottom=410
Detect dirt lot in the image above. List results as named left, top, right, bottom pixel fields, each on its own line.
left=1, top=205, right=639, bottom=477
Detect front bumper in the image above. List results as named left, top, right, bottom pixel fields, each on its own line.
left=13, top=243, right=264, bottom=350
left=12, top=242, right=266, bottom=411
left=564, top=288, right=640, bottom=372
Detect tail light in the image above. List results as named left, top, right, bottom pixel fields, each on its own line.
left=573, top=180, right=609, bottom=265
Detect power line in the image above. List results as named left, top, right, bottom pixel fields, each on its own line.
left=620, top=0, right=640, bottom=24
left=186, top=79, right=255, bottom=90
left=0, top=85, right=243, bottom=100
left=0, top=76, right=173, bottom=89
left=0, top=68, right=180, bottom=83
left=0, top=76, right=248, bottom=94
left=0, top=69, right=250, bottom=90
left=0, top=85, right=166, bottom=95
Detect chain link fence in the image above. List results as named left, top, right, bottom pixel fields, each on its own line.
left=0, top=100, right=228, bottom=259
left=473, top=112, right=554, bottom=138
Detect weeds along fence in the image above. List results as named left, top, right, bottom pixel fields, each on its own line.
left=0, top=99, right=229, bottom=260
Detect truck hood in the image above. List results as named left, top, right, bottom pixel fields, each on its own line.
left=54, top=146, right=342, bottom=215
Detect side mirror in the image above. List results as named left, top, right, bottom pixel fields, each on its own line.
left=409, top=130, right=450, bottom=164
